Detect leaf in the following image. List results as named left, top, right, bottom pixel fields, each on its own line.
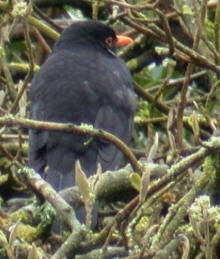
left=28, top=244, right=43, bottom=259
left=146, top=132, right=159, bottom=162
left=139, top=168, right=150, bottom=204
left=75, top=160, right=95, bottom=228
left=75, top=160, right=90, bottom=202
left=6, top=220, right=20, bottom=258
left=130, top=173, right=141, bottom=191
left=188, top=111, right=200, bottom=143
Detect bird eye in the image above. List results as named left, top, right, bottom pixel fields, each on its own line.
left=105, top=37, right=113, bottom=47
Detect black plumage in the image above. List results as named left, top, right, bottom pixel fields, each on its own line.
left=29, top=20, right=136, bottom=196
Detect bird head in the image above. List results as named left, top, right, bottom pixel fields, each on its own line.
left=53, top=20, right=133, bottom=55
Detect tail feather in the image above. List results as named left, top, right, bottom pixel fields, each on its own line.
left=47, top=168, right=75, bottom=191
left=47, top=167, right=97, bottom=228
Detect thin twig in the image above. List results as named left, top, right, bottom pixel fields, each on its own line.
left=10, top=21, right=34, bottom=113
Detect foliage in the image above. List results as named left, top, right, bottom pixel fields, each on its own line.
left=1, top=0, right=220, bottom=258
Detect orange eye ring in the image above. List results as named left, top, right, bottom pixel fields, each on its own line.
left=105, top=36, right=113, bottom=47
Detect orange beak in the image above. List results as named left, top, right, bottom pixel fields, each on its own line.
left=207, top=0, right=217, bottom=8
left=116, top=35, right=133, bottom=47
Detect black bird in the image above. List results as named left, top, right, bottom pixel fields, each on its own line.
left=29, top=20, right=136, bottom=204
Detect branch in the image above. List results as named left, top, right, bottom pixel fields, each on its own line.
left=0, top=1, right=59, bottom=40
left=0, top=116, right=142, bottom=173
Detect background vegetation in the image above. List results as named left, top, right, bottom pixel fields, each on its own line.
left=1, top=0, right=220, bottom=258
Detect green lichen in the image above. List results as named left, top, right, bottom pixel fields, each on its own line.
left=11, top=210, right=29, bottom=223
left=79, top=123, right=94, bottom=130
left=182, top=4, right=193, bottom=15
left=202, top=154, right=220, bottom=198
left=11, top=0, right=28, bottom=17
left=0, top=45, right=6, bottom=58
left=135, top=216, right=150, bottom=232
left=16, top=223, right=37, bottom=242
left=127, top=58, right=139, bottom=71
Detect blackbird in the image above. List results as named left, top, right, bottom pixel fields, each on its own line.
left=29, top=20, right=136, bottom=212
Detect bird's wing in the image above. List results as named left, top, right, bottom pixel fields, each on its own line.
left=29, top=50, right=136, bottom=176
left=93, top=58, right=136, bottom=171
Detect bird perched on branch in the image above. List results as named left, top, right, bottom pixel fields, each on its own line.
left=29, top=20, right=136, bottom=223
